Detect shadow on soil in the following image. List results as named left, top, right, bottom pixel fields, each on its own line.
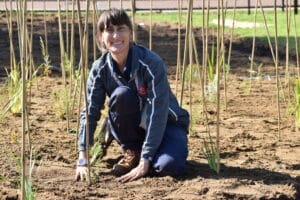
left=183, top=160, right=300, bottom=199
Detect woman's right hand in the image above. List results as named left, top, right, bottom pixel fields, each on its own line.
left=75, top=151, right=89, bottom=181
left=75, top=165, right=89, bottom=181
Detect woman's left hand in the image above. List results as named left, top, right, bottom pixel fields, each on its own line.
left=117, top=159, right=150, bottom=183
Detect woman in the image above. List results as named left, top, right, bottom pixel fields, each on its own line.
left=76, top=8, right=189, bottom=183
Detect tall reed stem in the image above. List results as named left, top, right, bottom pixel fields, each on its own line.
left=175, top=0, right=182, bottom=97
left=20, top=0, right=27, bottom=198
left=149, top=0, right=153, bottom=50
left=249, top=0, right=259, bottom=92
left=179, top=0, right=192, bottom=106
left=82, top=0, right=92, bottom=184
left=215, top=0, right=222, bottom=174
left=274, top=0, right=281, bottom=140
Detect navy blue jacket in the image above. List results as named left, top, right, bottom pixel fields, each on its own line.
left=78, top=44, right=189, bottom=161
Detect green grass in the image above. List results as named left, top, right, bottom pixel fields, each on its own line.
left=136, top=10, right=300, bottom=49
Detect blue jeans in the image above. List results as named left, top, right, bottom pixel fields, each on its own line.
left=108, top=86, right=188, bottom=176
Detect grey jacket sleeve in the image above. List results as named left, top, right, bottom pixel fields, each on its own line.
left=141, top=58, right=169, bottom=161
left=78, top=60, right=106, bottom=151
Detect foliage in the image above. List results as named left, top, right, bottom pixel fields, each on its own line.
left=207, top=44, right=215, bottom=83
left=51, top=87, right=70, bottom=119
left=39, top=37, right=52, bottom=76
left=15, top=151, right=36, bottom=200
left=90, top=142, right=105, bottom=166
left=188, top=98, right=203, bottom=135
left=202, top=138, right=218, bottom=173
left=0, top=65, right=42, bottom=122
left=90, top=107, right=109, bottom=165
left=294, top=79, right=300, bottom=128
left=64, top=52, right=72, bottom=77
left=184, top=64, right=200, bottom=83
left=204, top=44, right=218, bottom=102
left=0, top=69, right=22, bottom=121
left=204, top=74, right=217, bottom=102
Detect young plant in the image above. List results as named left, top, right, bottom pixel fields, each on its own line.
left=15, top=150, right=36, bottom=200
left=51, top=87, right=70, bottom=120
left=0, top=68, right=22, bottom=121
left=202, top=137, right=218, bottom=173
left=205, top=44, right=218, bottom=102
left=0, top=65, right=42, bottom=122
left=90, top=107, right=110, bottom=165
left=39, top=37, right=51, bottom=76
left=184, top=64, right=200, bottom=83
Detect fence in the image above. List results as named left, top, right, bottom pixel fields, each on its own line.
left=0, top=0, right=298, bottom=12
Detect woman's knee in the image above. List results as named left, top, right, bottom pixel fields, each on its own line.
left=109, top=86, right=140, bottom=114
left=153, top=154, right=186, bottom=176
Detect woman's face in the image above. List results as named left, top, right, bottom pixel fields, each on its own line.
left=101, top=24, right=131, bottom=56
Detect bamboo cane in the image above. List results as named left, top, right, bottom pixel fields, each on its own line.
left=293, top=1, right=300, bottom=77
left=188, top=1, right=193, bottom=131
left=58, top=0, right=71, bottom=133
left=58, top=0, right=66, bottom=85
left=131, top=0, right=137, bottom=42
left=83, top=0, right=91, bottom=184
left=179, top=0, right=192, bottom=106
left=249, top=0, right=259, bottom=92
left=200, top=0, right=216, bottom=166
left=66, top=0, right=69, bottom=54
left=200, top=0, right=207, bottom=114
left=4, top=0, right=17, bottom=72
left=220, top=0, right=227, bottom=110
left=75, top=0, right=84, bottom=152
left=175, top=0, right=182, bottom=97
left=43, top=0, right=49, bottom=55
left=205, top=0, right=210, bottom=90
left=69, top=0, right=75, bottom=120
left=20, top=0, right=27, bottom=198
left=285, top=0, right=292, bottom=100
left=92, top=0, right=98, bottom=60
left=274, top=0, right=281, bottom=140
left=16, top=0, right=22, bottom=72
left=149, top=0, right=153, bottom=50
left=4, top=0, right=16, bottom=71
left=27, top=0, right=34, bottom=113
left=259, top=0, right=276, bottom=64
left=215, top=0, right=222, bottom=174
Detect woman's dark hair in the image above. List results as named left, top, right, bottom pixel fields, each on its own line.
left=97, top=8, right=133, bottom=33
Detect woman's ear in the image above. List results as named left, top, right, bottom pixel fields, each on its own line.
left=97, top=32, right=102, bottom=43
left=96, top=32, right=106, bottom=52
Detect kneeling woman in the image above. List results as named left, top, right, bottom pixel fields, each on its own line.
left=75, top=8, right=189, bottom=183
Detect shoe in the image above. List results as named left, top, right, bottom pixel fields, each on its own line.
left=112, top=149, right=140, bottom=176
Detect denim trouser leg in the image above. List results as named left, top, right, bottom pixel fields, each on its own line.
left=152, top=123, right=188, bottom=176
left=108, top=86, right=188, bottom=176
left=108, top=86, right=145, bottom=151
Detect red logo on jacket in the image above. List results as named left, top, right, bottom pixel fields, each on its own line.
left=138, top=85, right=147, bottom=95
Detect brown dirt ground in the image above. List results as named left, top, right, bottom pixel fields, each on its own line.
left=0, top=14, right=300, bottom=200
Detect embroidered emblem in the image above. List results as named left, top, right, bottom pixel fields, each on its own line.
left=138, top=85, right=147, bottom=95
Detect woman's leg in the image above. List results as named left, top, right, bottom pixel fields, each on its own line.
left=108, top=86, right=145, bottom=151
left=152, top=122, right=188, bottom=176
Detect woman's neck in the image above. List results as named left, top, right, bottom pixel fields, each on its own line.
left=111, top=49, right=129, bottom=73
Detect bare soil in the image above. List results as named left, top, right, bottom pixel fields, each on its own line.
left=0, top=14, right=299, bottom=200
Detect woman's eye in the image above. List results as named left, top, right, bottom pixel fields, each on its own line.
left=107, top=29, right=114, bottom=33
left=118, top=27, right=126, bottom=32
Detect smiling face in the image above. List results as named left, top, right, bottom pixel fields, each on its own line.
left=101, top=24, right=131, bottom=56
left=97, top=9, right=133, bottom=59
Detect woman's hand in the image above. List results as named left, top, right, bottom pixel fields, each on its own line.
left=75, top=151, right=89, bottom=181
left=75, top=166, right=89, bottom=181
left=117, top=159, right=150, bottom=183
